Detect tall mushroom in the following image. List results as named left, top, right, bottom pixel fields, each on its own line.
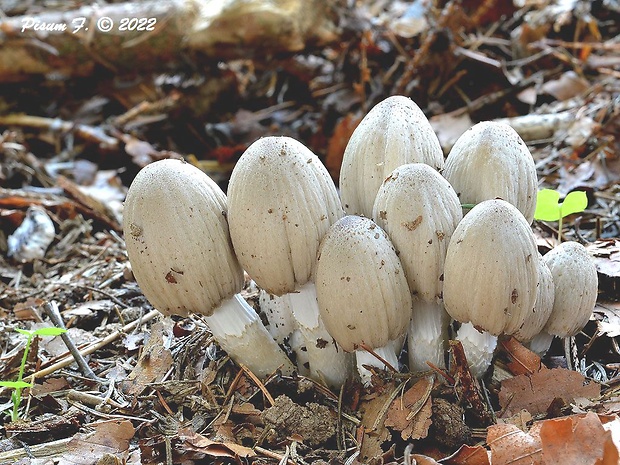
left=227, top=136, right=352, bottom=387
left=372, top=163, right=462, bottom=372
left=443, top=199, right=540, bottom=336
left=442, top=121, right=537, bottom=223
left=339, top=95, right=444, bottom=218
left=123, top=158, right=294, bottom=378
left=315, top=215, right=413, bottom=385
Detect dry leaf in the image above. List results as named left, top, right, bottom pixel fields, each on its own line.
left=539, top=412, right=619, bottom=464
left=541, top=71, right=589, bottom=101
left=358, top=383, right=396, bottom=463
left=430, top=112, right=473, bottom=154
left=121, top=319, right=174, bottom=396
left=593, top=303, right=620, bottom=338
left=499, top=368, right=601, bottom=417
left=385, top=377, right=433, bottom=440
left=487, top=422, right=543, bottom=465
left=499, top=337, right=542, bottom=375
left=60, top=420, right=135, bottom=465
left=325, top=113, right=361, bottom=181
left=440, top=444, right=491, bottom=465
left=179, top=427, right=256, bottom=459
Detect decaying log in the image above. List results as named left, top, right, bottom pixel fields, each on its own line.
left=0, top=0, right=338, bottom=83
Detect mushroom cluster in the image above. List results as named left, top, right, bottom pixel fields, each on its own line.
left=123, top=95, right=599, bottom=387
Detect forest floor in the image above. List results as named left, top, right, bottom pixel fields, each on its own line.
left=0, top=0, right=619, bottom=464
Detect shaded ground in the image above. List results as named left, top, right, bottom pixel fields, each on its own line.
left=0, top=0, right=620, bottom=463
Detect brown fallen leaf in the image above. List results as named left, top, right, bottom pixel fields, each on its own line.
left=178, top=427, right=256, bottom=459
left=498, top=367, right=601, bottom=417
left=439, top=444, right=490, bottom=465
left=539, top=412, right=619, bottom=465
left=499, top=337, right=543, bottom=376
left=60, top=419, right=135, bottom=465
left=487, top=422, right=543, bottom=465
left=385, top=376, right=433, bottom=440
left=121, top=320, right=174, bottom=396
left=357, top=382, right=396, bottom=463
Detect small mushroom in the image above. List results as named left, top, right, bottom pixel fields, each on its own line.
left=372, top=163, right=462, bottom=372
left=339, top=95, right=444, bottom=217
left=542, top=241, right=598, bottom=338
left=442, top=121, right=537, bottom=223
left=123, top=159, right=294, bottom=378
left=227, top=136, right=352, bottom=387
left=443, top=199, right=539, bottom=336
left=315, top=215, right=413, bottom=385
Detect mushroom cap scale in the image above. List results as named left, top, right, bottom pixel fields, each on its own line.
left=123, top=159, right=244, bottom=317
left=372, top=163, right=462, bottom=302
left=315, top=215, right=412, bottom=352
left=227, top=136, right=343, bottom=296
left=442, top=121, right=537, bottom=223
left=542, top=241, right=598, bottom=337
left=443, top=199, right=539, bottom=336
left=339, top=95, right=444, bottom=218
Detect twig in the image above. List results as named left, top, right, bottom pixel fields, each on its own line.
left=44, top=301, right=103, bottom=382
left=239, top=363, right=276, bottom=406
left=254, top=446, right=297, bottom=465
left=25, top=309, right=160, bottom=382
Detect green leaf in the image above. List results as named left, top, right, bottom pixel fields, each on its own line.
left=33, top=327, right=67, bottom=337
left=534, top=189, right=562, bottom=221
left=0, top=381, right=32, bottom=389
left=559, top=190, right=588, bottom=217
left=14, top=328, right=34, bottom=337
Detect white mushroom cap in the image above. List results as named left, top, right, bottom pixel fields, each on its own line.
left=514, top=255, right=555, bottom=342
left=339, top=95, right=444, bottom=218
left=315, top=215, right=412, bottom=352
left=442, top=121, right=537, bottom=223
left=372, top=163, right=462, bottom=302
left=227, top=136, right=343, bottom=295
left=542, top=241, right=598, bottom=337
left=443, top=199, right=539, bottom=336
left=123, top=159, right=244, bottom=317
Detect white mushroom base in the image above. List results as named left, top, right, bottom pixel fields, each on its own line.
left=204, top=294, right=295, bottom=378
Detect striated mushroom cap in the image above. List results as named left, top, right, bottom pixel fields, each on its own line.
left=543, top=241, right=598, bottom=337
left=315, top=215, right=412, bottom=352
left=339, top=95, right=444, bottom=218
left=372, top=163, right=462, bottom=302
left=443, top=199, right=539, bottom=336
left=514, top=256, right=555, bottom=342
left=227, top=136, right=343, bottom=295
left=123, top=159, right=244, bottom=317
left=442, top=121, right=537, bottom=223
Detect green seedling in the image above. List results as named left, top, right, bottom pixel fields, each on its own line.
left=0, top=326, right=66, bottom=422
left=534, top=189, right=588, bottom=241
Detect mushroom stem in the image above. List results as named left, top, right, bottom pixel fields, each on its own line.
left=288, top=283, right=353, bottom=387
left=408, top=300, right=449, bottom=372
left=204, top=294, right=295, bottom=378
left=456, top=322, right=498, bottom=379
left=528, top=331, right=554, bottom=356
left=355, top=344, right=400, bottom=386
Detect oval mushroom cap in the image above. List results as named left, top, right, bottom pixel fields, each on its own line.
left=372, top=163, right=462, bottom=302
left=443, top=199, right=539, bottom=336
left=543, top=241, right=598, bottom=337
left=443, top=121, right=537, bottom=223
left=514, top=256, right=555, bottom=342
left=123, top=159, right=244, bottom=317
left=339, top=95, right=444, bottom=218
left=315, top=215, right=412, bottom=352
left=227, top=136, right=343, bottom=295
